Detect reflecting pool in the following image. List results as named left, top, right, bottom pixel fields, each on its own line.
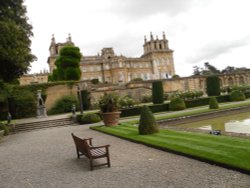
left=178, top=111, right=250, bottom=134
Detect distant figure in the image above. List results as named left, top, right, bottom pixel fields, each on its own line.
left=72, top=104, right=76, bottom=115
left=72, top=104, right=77, bottom=123
left=7, top=112, right=12, bottom=124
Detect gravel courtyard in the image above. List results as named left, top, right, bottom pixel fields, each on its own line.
left=0, top=124, right=250, bottom=188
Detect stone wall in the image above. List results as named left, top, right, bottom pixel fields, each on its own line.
left=44, top=72, right=250, bottom=110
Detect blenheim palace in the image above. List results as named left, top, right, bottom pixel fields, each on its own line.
left=47, top=33, right=175, bottom=84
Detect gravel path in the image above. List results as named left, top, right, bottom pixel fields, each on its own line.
left=0, top=125, right=250, bottom=188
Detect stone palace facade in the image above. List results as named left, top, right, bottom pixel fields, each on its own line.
left=47, top=33, right=175, bottom=84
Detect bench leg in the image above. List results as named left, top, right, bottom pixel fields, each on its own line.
left=107, top=156, right=111, bottom=167
left=76, top=149, right=80, bottom=159
left=89, top=159, right=94, bottom=171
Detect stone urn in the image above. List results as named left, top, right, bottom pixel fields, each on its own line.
left=98, top=92, right=121, bottom=126
left=102, top=111, right=121, bottom=126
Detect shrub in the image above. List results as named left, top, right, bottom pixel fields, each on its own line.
left=230, top=90, right=246, bottom=101
left=209, top=97, right=219, bottom=109
left=163, top=93, right=169, bottom=100
left=138, top=106, right=159, bottom=135
left=206, top=75, right=220, bottom=96
left=169, top=97, right=186, bottom=111
left=152, top=81, right=164, bottom=104
left=48, top=95, right=79, bottom=115
left=0, top=123, right=9, bottom=136
left=119, top=95, right=136, bottom=108
left=132, top=78, right=143, bottom=82
left=80, top=90, right=91, bottom=110
left=10, top=90, right=36, bottom=119
left=98, top=92, right=120, bottom=112
left=91, top=79, right=99, bottom=84
left=78, top=113, right=101, bottom=124
left=244, top=91, right=250, bottom=99
left=141, top=94, right=152, bottom=103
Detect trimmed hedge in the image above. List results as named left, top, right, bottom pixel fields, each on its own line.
left=77, top=113, right=101, bottom=124
left=120, top=103, right=169, bottom=118
left=185, top=98, right=210, bottom=108
left=206, top=75, right=221, bottom=96
left=152, top=81, right=164, bottom=104
left=80, top=90, right=91, bottom=110
left=115, top=92, right=250, bottom=118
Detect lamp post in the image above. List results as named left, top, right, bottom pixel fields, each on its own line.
left=77, top=85, right=83, bottom=114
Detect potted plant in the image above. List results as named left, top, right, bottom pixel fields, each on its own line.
left=98, top=92, right=121, bottom=126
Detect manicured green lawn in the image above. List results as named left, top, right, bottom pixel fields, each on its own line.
left=123, top=100, right=250, bottom=124
left=91, top=123, right=250, bottom=173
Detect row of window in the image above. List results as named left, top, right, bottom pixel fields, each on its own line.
left=82, top=72, right=169, bottom=82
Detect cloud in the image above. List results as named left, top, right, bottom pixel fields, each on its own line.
left=107, top=0, right=197, bottom=20
left=187, top=36, right=250, bottom=64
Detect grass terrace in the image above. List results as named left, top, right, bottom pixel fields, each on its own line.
left=91, top=123, right=250, bottom=173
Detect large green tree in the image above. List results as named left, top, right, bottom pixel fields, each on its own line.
left=0, top=0, right=36, bottom=82
left=51, top=46, right=81, bottom=81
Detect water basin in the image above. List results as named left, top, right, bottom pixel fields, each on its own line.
left=177, top=111, right=250, bottom=135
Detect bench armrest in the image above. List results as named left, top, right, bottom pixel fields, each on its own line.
left=83, top=138, right=93, bottom=145
left=89, top=145, right=110, bottom=150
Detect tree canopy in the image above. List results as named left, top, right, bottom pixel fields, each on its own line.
left=51, top=46, right=81, bottom=81
left=193, top=62, right=248, bottom=76
left=0, top=0, right=36, bottom=82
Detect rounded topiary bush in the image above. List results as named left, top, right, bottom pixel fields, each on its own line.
left=48, top=95, right=79, bottom=115
left=209, top=97, right=219, bottom=109
left=169, top=97, right=186, bottom=111
left=230, top=90, right=246, bottom=101
left=78, top=113, right=101, bottom=124
left=138, top=106, right=159, bottom=135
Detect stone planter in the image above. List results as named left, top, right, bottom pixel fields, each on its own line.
left=102, top=111, right=121, bottom=126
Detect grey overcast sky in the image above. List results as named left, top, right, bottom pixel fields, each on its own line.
left=25, top=0, right=250, bottom=76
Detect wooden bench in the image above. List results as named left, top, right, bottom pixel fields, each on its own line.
left=71, top=133, right=111, bottom=170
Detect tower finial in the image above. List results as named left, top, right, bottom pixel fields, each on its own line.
left=67, top=33, right=72, bottom=42
left=144, top=35, right=147, bottom=43
left=163, top=31, right=166, bottom=40
left=51, top=34, right=56, bottom=44
left=150, top=32, right=154, bottom=41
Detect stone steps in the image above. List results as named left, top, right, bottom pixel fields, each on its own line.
left=12, top=118, right=73, bottom=133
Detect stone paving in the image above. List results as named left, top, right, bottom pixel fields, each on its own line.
left=0, top=124, right=250, bottom=188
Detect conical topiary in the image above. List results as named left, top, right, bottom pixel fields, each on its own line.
left=138, top=106, right=159, bottom=135
left=209, top=97, right=219, bottom=109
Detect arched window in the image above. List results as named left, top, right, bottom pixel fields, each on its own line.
left=239, top=76, right=245, bottom=85
left=228, top=77, right=234, bottom=86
